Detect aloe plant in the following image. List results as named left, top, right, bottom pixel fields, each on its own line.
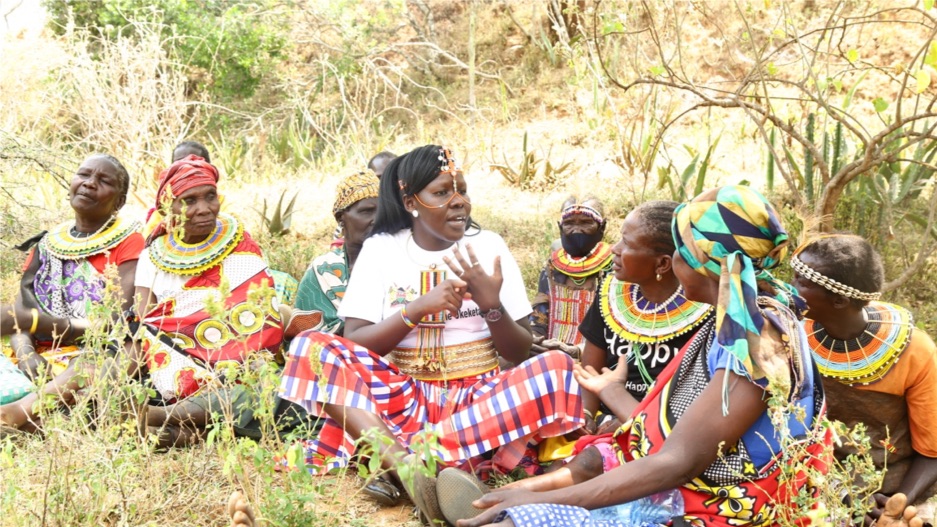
left=658, top=137, right=719, bottom=201
left=490, top=131, right=574, bottom=192
left=258, top=189, right=298, bottom=237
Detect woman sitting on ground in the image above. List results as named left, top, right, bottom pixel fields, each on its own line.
left=791, top=234, right=937, bottom=525
left=134, top=155, right=284, bottom=446
left=168, top=139, right=298, bottom=305
left=278, top=145, right=583, bottom=522
left=577, top=200, right=713, bottom=434
left=530, top=196, right=612, bottom=359
left=294, top=171, right=379, bottom=335
left=471, top=200, right=714, bottom=495
left=0, top=154, right=142, bottom=413
left=1, top=156, right=283, bottom=442
left=453, top=186, right=827, bottom=527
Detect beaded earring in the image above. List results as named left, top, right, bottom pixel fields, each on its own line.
left=656, top=273, right=662, bottom=282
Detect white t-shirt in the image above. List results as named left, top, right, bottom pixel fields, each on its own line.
left=338, top=229, right=532, bottom=348
left=134, top=247, right=189, bottom=304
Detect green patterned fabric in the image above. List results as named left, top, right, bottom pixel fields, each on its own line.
left=0, top=353, right=34, bottom=405
left=294, top=248, right=348, bottom=334
left=672, top=185, right=802, bottom=382
left=269, top=269, right=299, bottom=305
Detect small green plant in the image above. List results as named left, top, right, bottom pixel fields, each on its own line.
left=257, top=189, right=298, bottom=237
left=267, top=116, right=322, bottom=169
left=657, top=138, right=719, bottom=202
left=490, top=132, right=575, bottom=192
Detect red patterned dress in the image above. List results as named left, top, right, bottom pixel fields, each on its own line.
left=135, top=214, right=283, bottom=402
left=494, top=298, right=830, bottom=527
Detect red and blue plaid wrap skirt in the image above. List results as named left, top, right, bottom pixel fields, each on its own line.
left=279, top=331, right=584, bottom=472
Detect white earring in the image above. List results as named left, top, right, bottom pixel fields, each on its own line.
left=412, top=210, right=419, bottom=218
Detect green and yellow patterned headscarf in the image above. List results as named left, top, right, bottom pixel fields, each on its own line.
left=333, top=171, right=380, bottom=220
left=672, top=186, right=802, bottom=383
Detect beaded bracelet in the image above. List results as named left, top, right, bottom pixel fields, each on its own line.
left=400, top=307, right=418, bottom=329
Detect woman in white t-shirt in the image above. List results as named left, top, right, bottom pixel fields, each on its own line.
left=279, top=145, right=584, bottom=520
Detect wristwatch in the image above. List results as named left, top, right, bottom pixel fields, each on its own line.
left=480, top=305, right=504, bottom=323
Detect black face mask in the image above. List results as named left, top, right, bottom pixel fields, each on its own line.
left=561, top=231, right=604, bottom=258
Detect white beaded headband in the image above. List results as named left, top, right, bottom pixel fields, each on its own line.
left=561, top=204, right=604, bottom=223
left=790, top=255, right=882, bottom=301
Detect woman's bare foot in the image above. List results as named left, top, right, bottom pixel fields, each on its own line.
left=878, top=493, right=924, bottom=527
left=227, top=491, right=257, bottom=527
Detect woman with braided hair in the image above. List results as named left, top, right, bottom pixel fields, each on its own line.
left=791, top=234, right=937, bottom=525
left=0, top=154, right=142, bottom=428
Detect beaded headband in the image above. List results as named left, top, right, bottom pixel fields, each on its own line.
left=790, top=254, right=882, bottom=301
left=561, top=204, right=604, bottom=223
left=438, top=147, right=460, bottom=176
left=398, top=147, right=462, bottom=194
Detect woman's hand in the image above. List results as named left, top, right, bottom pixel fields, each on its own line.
left=407, top=278, right=469, bottom=319
left=596, top=416, right=623, bottom=436
left=443, top=243, right=503, bottom=312
left=10, top=332, right=49, bottom=381
left=574, top=355, right=629, bottom=399
left=457, top=488, right=540, bottom=527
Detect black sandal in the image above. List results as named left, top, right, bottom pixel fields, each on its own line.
left=362, top=475, right=402, bottom=507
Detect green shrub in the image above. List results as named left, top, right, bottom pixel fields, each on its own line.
left=43, top=0, right=286, bottom=100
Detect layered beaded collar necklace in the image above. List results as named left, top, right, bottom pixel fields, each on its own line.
left=805, top=302, right=913, bottom=386
left=148, top=213, right=243, bottom=275
left=599, top=277, right=713, bottom=344
left=550, top=243, right=613, bottom=279
left=44, top=216, right=139, bottom=260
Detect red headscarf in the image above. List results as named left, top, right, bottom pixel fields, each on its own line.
left=144, top=155, right=220, bottom=245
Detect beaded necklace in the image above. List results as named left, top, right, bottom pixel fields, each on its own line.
left=805, top=301, right=913, bottom=386
left=550, top=242, right=613, bottom=279
left=148, top=213, right=243, bottom=275
left=44, top=216, right=140, bottom=260
left=599, top=277, right=713, bottom=344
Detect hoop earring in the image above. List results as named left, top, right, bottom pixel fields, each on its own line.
left=411, top=210, right=419, bottom=218
left=656, top=273, right=662, bottom=282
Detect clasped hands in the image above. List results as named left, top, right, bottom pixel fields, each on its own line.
left=405, top=243, right=503, bottom=319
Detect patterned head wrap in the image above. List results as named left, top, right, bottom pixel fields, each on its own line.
left=144, top=155, right=220, bottom=244
left=672, top=186, right=803, bottom=381
left=333, top=171, right=380, bottom=219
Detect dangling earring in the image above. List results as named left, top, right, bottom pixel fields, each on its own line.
left=656, top=273, right=662, bottom=282
left=412, top=210, right=419, bottom=218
